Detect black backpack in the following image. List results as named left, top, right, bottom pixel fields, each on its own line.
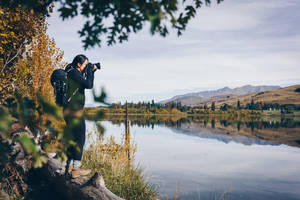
left=50, top=64, right=78, bottom=106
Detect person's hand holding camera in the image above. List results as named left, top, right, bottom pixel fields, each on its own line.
left=86, top=62, right=101, bottom=73
left=86, top=63, right=96, bottom=73
left=93, top=64, right=97, bottom=71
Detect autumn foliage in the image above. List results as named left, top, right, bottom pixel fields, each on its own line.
left=0, top=6, right=66, bottom=106
left=15, top=22, right=66, bottom=103
left=0, top=6, right=45, bottom=101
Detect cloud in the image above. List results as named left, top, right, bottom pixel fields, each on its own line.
left=47, top=0, right=300, bottom=104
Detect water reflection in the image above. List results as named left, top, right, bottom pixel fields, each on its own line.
left=91, top=119, right=300, bottom=200
left=100, top=115, right=300, bottom=148
left=86, top=114, right=300, bottom=199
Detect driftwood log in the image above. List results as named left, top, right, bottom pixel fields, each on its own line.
left=2, top=121, right=124, bottom=200
left=32, top=158, right=125, bottom=200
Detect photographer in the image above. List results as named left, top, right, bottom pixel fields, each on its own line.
left=63, top=54, right=98, bottom=178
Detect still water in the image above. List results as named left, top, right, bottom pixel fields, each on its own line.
left=86, top=116, right=300, bottom=200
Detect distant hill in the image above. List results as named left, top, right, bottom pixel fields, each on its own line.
left=212, top=85, right=300, bottom=108
left=160, top=85, right=281, bottom=106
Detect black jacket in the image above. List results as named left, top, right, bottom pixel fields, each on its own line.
left=64, top=64, right=95, bottom=109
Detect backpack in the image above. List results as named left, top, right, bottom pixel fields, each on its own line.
left=50, top=64, right=78, bottom=107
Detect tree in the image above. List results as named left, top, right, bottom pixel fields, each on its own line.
left=15, top=21, right=66, bottom=102
left=181, top=105, right=187, bottom=112
left=250, top=99, right=255, bottom=110
left=0, top=6, right=45, bottom=102
left=211, top=102, right=215, bottom=111
left=151, top=99, right=155, bottom=107
left=237, top=100, right=241, bottom=110
left=0, top=6, right=44, bottom=67
left=220, top=103, right=228, bottom=111
left=2, top=0, right=223, bottom=49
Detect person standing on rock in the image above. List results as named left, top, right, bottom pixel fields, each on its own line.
left=63, top=54, right=98, bottom=178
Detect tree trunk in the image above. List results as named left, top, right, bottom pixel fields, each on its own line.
left=35, top=157, right=125, bottom=200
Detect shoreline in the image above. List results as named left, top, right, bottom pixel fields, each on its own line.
left=84, top=107, right=300, bottom=117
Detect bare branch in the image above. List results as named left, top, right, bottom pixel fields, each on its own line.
left=1, top=44, right=24, bottom=73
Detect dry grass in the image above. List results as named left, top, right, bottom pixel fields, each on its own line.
left=214, top=85, right=300, bottom=108
left=82, top=129, right=158, bottom=200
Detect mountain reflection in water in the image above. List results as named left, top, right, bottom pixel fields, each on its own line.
left=101, top=115, right=300, bottom=148
left=170, top=125, right=279, bottom=146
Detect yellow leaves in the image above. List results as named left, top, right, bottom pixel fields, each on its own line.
left=0, top=6, right=47, bottom=102
left=0, top=5, right=45, bottom=58
left=29, top=9, right=34, bottom=15
left=13, top=15, right=21, bottom=21
left=0, top=33, right=8, bottom=37
left=13, top=19, right=66, bottom=104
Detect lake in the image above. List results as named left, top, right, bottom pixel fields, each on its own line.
left=86, top=116, right=300, bottom=200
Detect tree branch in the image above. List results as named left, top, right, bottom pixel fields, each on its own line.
left=1, top=44, right=24, bottom=73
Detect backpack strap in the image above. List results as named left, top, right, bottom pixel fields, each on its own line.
left=65, top=66, right=75, bottom=73
left=65, top=67, right=79, bottom=103
left=67, top=88, right=79, bottom=102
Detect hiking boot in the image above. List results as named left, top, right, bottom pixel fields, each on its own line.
left=71, top=167, right=91, bottom=178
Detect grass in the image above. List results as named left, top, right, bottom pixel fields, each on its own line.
left=82, top=129, right=158, bottom=200
left=213, top=85, right=300, bottom=108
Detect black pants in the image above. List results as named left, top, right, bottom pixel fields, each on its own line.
left=63, top=108, right=86, bottom=161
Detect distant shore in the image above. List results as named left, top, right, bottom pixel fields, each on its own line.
left=84, top=107, right=300, bottom=118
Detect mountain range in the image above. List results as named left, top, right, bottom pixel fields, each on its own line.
left=160, top=85, right=281, bottom=106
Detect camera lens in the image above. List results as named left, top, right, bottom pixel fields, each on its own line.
left=95, top=63, right=101, bottom=69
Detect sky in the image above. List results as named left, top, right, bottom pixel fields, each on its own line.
left=47, top=0, right=300, bottom=106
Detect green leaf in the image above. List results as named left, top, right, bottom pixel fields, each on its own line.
left=18, top=135, right=48, bottom=168
left=37, top=93, right=62, bottom=119
left=96, top=121, right=105, bottom=139
left=33, top=155, right=47, bottom=168
left=93, top=88, right=108, bottom=104
left=18, top=135, right=37, bottom=156
left=0, top=106, right=12, bottom=137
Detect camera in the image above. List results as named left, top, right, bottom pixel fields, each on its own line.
left=83, top=62, right=101, bottom=77
left=94, top=63, right=101, bottom=70
left=86, top=62, right=101, bottom=71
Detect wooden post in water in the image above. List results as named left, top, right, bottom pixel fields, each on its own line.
left=125, top=102, right=130, bottom=161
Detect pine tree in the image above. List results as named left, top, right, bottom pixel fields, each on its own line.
left=211, top=102, right=215, bottom=111
left=237, top=100, right=241, bottom=110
